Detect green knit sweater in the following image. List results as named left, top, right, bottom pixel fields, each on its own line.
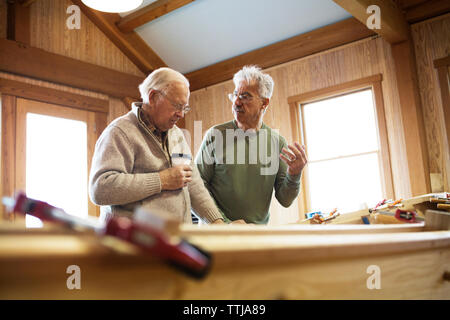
left=195, top=120, right=301, bottom=224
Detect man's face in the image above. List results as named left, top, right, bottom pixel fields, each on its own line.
left=231, top=81, right=267, bottom=130
left=148, top=81, right=189, bottom=132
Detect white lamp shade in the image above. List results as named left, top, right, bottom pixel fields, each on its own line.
left=81, top=0, right=143, bottom=13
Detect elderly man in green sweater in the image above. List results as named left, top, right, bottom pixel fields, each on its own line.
left=195, top=65, right=308, bottom=224
left=89, top=67, right=230, bottom=224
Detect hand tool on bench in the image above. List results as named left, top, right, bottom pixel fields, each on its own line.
left=3, top=192, right=212, bottom=279
left=375, top=209, right=424, bottom=223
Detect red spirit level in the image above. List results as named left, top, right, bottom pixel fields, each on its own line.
left=4, top=192, right=211, bottom=279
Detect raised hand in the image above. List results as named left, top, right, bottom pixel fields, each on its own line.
left=280, top=142, right=308, bottom=176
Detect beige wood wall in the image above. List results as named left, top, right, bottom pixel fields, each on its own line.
left=29, top=0, right=144, bottom=77
left=185, top=14, right=450, bottom=225
left=411, top=14, right=450, bottom=193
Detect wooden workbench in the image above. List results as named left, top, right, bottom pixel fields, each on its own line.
left=0, top=194, right=449, bottom=299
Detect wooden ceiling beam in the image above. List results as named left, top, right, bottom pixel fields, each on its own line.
left=333, top=0, right=409, bottom=44
left=185, top=18, right=376, bottom=91
left=71, top=0, right=167, bottom=75
left=117, top=0, right=195, bottom=33
left=19, top=0, right=36, bottom=7
left=403, top=0, right=450, bottom=23
left=0, top=39, right=144, bottom=99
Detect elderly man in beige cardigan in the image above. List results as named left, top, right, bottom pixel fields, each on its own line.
left=89, top=67, right=237, bottom=224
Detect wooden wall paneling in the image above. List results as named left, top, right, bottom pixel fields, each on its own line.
left=375, top=37, right=411, bottom=198
left=411, top=14, right=450, bottom=192
left=30, top=0, right=144, bottom=77
left=435, top=65, right=450, bottom=191
left=108, top=97, right=130, bottom=124
left=391, top=39, right=431, bottom=196
left=1, top=95, right=17, bottom=221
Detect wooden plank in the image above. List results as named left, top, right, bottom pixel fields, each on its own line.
left=181, top=223, right=424, bottom=235
left=71, top=0, right=166, bottom=74
left=7, top=0, right=30, bottom=44
left=425, top=209, right=450, bottom=230
left=287, top=74, right=382, bottom=104
left=405, top=0, right=450, bottom=23
left=19, top=0, right=36, bottom=7
left=391, top=40, right=431, bottom=196
left=436, top=66, right=450, bottom=192
left=117, top=0, right=195, bottom=33
left=434, top=55, right=450, bottom=68
left=289, top=102, right=308, bottom=218
left=0, top=39, right=143, bottom=99
left=0, top=78, right=109, bottom=113
left=185, top=18, right=375, bottom=91
left=1, top=95, right=17, bottom=222
left=333, top=0, right=409, bottom=44
left=372, top=81, right=395, bottom=200
left=0, top=228, right=449, bottom=299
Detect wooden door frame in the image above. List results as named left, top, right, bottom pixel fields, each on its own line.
left=1, top=79, right=108, bottom=221
left=434, top=55, right=450, bottom=192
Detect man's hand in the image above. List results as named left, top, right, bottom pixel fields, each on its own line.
left=211, top=218, right=247, bottom=224
left=280, top=142, right=308, bottom=176
left=159, top=165, right=192, bottom=190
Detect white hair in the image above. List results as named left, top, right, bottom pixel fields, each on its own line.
left=139, top=67, right=190, bottom=104
left=233, top=65, right=274, bottom=99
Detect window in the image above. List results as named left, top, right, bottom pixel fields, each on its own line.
left=289, top=75, right=394, bottom=216
left=25, top=113, right=88, bottom=227
left=302, top=89, right=382, bottom=213
left=15, top=98, right=98, bottom=227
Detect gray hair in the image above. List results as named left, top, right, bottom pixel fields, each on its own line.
left=139, top=67, right=190, bottom=104
left=233, top=65, right=274, bottom=99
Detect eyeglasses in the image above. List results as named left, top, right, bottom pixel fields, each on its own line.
left=157, top=91, right=191, bottom=113
left=228, top=92, right=254, bottom=103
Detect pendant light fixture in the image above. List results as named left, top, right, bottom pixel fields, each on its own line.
left=81, top=0, right=143, bottom=13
